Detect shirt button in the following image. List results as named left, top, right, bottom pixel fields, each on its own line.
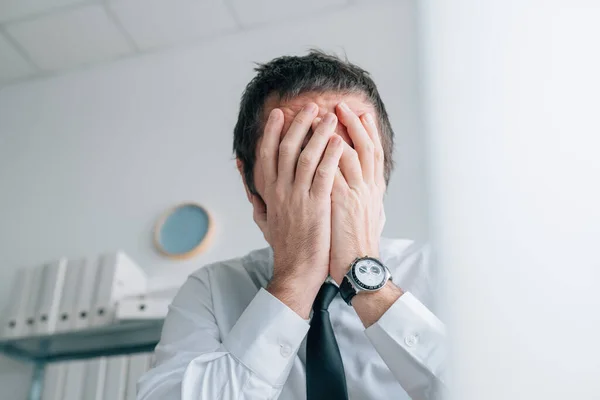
left=404, top=334, right=419, bottom=347
left=280, top=344, right=292, bottom=358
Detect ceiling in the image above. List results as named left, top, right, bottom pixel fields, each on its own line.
left=0, top=0, right=376, bottom=87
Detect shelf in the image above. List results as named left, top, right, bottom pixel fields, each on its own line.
left=0, top=320, right=163, bottom=363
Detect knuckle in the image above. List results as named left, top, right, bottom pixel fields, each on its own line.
left=297, top=152, right=315, bottom=168
left=315, top=125, right=333, bottom=137
left=265, top=179, right=277, bottom=189
left=259, top=147, right=270, bottom=160
left=364, top=141, right=375, bottom=153
left=348, top=114, right=361, bottom=125
left=278, top=142, right=294, bottom=157
left=294, top=114, right=308, bottom=125
left=315, top=166, right=330, bottom=180
left=375, top=148, right=384, bottom=162
left=322, top=133, right=337, bottom=145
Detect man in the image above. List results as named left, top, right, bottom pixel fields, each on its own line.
left=138, top=51, right=446, bottom=400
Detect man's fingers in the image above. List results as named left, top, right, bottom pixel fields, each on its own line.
left=338, top=139, right=363, bottom=188
left=311, top=117, right=322, bottom=134
left=310, top=135, right=344, bottom=197
left=296, top=113, right=337, bottom=189
left=336, top=102, right=375, bottom=182
left=278, top=103, right=319, bottom=185
left=361, top=112, right=385, bottom=187
left=259, top=109, right=285, bottom=186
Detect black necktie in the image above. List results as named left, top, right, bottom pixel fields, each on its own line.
left=306, top=282, right=348, bottom=400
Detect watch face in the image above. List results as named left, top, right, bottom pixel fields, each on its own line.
left=352, top=258, right=386, bottom=289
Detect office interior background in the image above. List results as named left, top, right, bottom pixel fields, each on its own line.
left=1, top=0, right=599, bottom=399
left=0, top=1, right=424, bottom=398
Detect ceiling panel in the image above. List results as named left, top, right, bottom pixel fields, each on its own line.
left=230, top=0, right=348, bottom=27
left=5, top=4, right=132, bottom=71
left=0, top=32, right=35, bottom=83
left=108, top=0, right=238, bottom=50
left=0, top=0, right=88, bottom=23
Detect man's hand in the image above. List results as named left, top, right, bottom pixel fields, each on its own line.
left=328, top=102, right=402, bottom=327
left=328, top=102, right=386, bottom=285
left=254, top=103, right=343, bottom=319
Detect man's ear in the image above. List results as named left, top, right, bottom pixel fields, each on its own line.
left=236, top=158, right=253, bottom=203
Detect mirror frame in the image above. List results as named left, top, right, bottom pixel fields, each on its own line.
left=153, top=202, right=214, bottom=260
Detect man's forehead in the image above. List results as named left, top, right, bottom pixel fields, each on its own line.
left=262, top=91, right=374, bottom=120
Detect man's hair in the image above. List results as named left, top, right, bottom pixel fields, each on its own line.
left=233, top=50, right=395, bottom=194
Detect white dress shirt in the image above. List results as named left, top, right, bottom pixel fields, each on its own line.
left=138, top=238, right=446, bottom=400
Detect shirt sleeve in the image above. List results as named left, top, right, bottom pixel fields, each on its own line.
left=364, top=292, right=447, bottom=400
left=137, top=267, right=310, bottom=400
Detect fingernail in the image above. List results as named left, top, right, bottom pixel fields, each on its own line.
left=314, top=117, right=322, bottom=125
left=269, top=109, right=279, bottom=120
left=324, top=113, right=336, bottom=124
left=365, top=113, right=375, bottom=125
left=304, top=103, right=317, bottom=113
left=339, top=102, right=350, bottom=112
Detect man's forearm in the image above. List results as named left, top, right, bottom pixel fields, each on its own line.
left=352, top=280, right=403, bottom=327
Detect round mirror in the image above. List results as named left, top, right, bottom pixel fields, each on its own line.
left=154, top=203, right=213, bottom=259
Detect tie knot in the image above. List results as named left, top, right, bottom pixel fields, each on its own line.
left=313, top=282, right=339, bottom=311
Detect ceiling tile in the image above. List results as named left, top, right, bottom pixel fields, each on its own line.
left=0, top=0, right=88, bottom=23
left=5, top=4, right=132, bottom=71
left=108, top=0, right=238, bottom=50
left=0, top=32, right=35, bottom=84
left=230, top=0, right=348, bottom=27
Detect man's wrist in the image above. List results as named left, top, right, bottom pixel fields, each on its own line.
left=267, top=273, right=323, bottom=319
left=352, top=280, right=403, bottom=328
left=333, top=247, right=381, bottom=285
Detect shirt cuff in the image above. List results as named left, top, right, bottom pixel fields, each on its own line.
left=222, top=288, right=310, bottom=386
left=365, top=292, right=446, bottom=383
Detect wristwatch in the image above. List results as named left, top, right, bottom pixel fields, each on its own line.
left=339, top=256, right=392, bottom=305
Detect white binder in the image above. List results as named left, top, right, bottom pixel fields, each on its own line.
left=63, top=360, right=86, bottom=400
left=104, top=355, right=129, bottom=400
left=1, top=267, right=32, bottom=339
left=91, top=252, right=147, bottom=327
left=82, top=357, right=107, bottom=400
left=21, top=264, right=45, bottom=337
left=41, top=362, right=67, bottom=400
left=116, top=296, right=170, bottom=322
left=55, top=258, right=85, bottom=333
left=35, top=259, right=68, bottom=335
left=126, top=353, right=152, bottom=400
left=73, top=258, right=99, bottom=330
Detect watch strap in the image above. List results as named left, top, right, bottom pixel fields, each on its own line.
left=339, top=276, right=357, bottom=306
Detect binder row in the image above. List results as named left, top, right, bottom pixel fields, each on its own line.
left=41, top=352, right=154, bottom=400
left=1, top=251, right=147, bottom=339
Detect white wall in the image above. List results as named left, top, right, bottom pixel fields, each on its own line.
left=0, top=1, right=424, bottom=397
left=421, top=0, right=600, bottom=398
